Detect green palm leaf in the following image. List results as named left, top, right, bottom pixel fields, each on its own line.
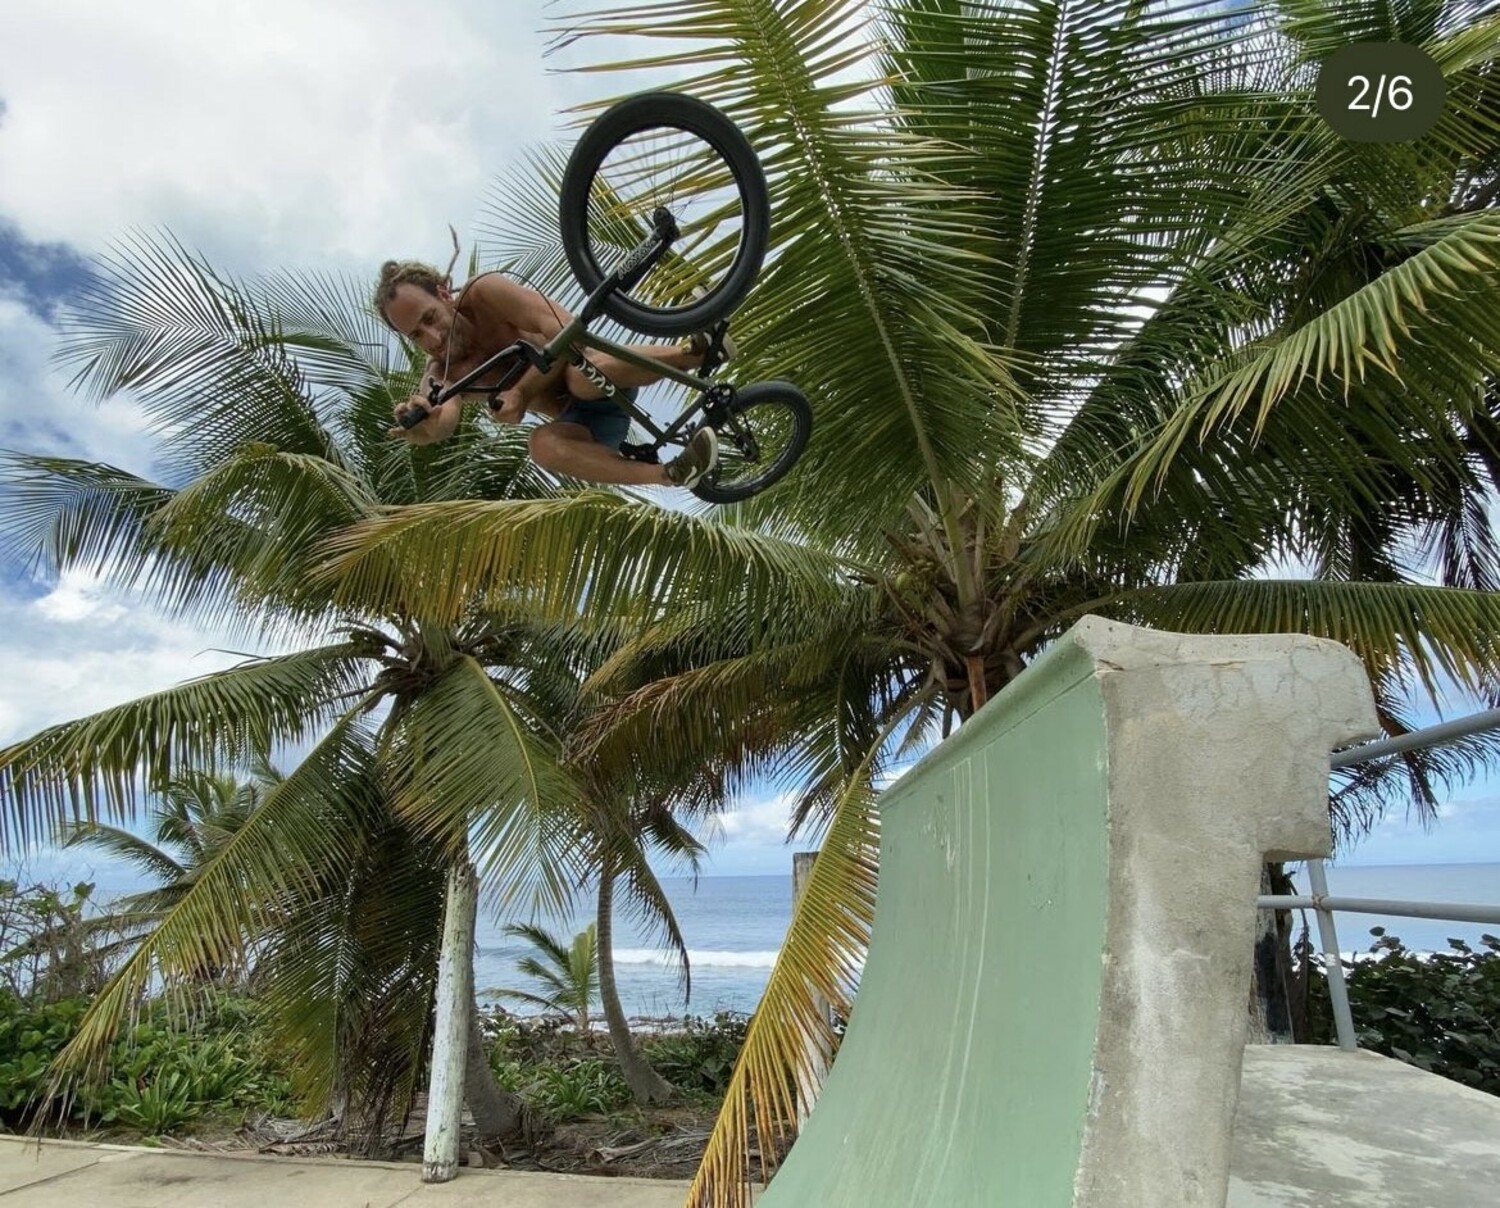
left=41, top=714, right=375, bottom=1089
left=0, top=454, right=173, bottom=580
left=688, top=743, right=885, bottom=1206
left=383, top=656, right=582, bottom=913
left=57, top=231, right=339, bottom=478
left=317, top=492, right=851, bottom=632
left=62, top=822, right=187, bottom=885
left=0, top=642, right=371, bottom=848
left=1112, top=578, right=1500, bottom=699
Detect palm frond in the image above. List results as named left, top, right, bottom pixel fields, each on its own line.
left=477, top=146, right=581, bottom=302
left=144, top=443, right=381, bottom=625
left=382, top=656, right=582, bottom=914
left=61, top=822, right=186, bottom=885
left=0, top=453, right=173, bottom=580
left=687, top=743, right=883, bottom=1207
left=56, top=231, right=339, bottom=480
left=1107, top=579, right=1500, bottom=700
left=317, top=491, right=851, bottom=632
left=248, top=266, right=400, bottom=395
left=0, top=642, right=372, bottom=849
left=1329, top=684, right=1500, bottom=839
left=39, top=715, right=378, bottom=1093
left=253, top=799, right=445, bottom=1138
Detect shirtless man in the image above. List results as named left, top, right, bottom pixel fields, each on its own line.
left=373, top=260, right=721, bottom=487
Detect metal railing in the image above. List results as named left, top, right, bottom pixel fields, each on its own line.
left=1255, top=709, right=1500, bottom=1050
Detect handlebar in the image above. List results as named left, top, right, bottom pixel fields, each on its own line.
left=394, top=340, right=541, bottom=429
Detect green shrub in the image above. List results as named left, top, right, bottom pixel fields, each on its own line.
left=487, top=1050, right=529, bottom=1092
left=0, top=988, right=300, bottom=1131
left=107, top=1071, right=199, bottom=1134
left=1300, top=930, right=1500, bottom=1096
left=641, top=1012, right=749, bottom=1094
left=527, top=1058, right=632, bottom=1122
left=0, top=994, right=88, bottom=1114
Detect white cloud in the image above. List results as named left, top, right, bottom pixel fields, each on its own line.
left=0, top=570, right=271, bottom=745
left=712, top=791, right=798, bottom=844
left=33, top=567, right=128, bottom=623
left=0, top=0, right=571, bottom=273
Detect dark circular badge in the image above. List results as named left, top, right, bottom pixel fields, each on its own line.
left=1315, top=43, right=1446, bottom=143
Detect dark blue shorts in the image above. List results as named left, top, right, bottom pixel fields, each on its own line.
left=553, top=388, right=637, bottom=450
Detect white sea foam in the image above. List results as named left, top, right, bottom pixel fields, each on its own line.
left=613, top=948, right=780, bottom=969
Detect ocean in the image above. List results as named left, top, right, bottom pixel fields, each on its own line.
left=476, top=874, right=793, bottom=1022
left=476, top=862, right=1500, bottom=1021
left=1298, top=860, right=1500, bottom=958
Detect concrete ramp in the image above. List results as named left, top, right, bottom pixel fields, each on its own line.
left=759, top=617, right=1378, bottom=1208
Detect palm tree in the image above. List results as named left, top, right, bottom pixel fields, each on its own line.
left=0, top=245, right=595, bottom=1148
left=491, top=922, right=601, bottom=1031
left=515, top=630, right=720, bottom=1103
left=319, top=0, right=1500, bottom=1200
left=63, top=764, right=272, bottom=984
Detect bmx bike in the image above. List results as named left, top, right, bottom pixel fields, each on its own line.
left=399, top=91, right=811, bottom=504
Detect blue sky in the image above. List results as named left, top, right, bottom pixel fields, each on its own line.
left=1, top=1, right=1497, bottom=892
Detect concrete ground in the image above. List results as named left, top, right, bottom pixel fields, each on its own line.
left=1229, top=1046, right=1500, bottom=1208
left=0, top=1138, right=692, bottom=1207
left=2, top=1046, right=1496, bottom=1207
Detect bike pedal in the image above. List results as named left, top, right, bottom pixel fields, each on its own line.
left=618, top=441, right=661, bottom=465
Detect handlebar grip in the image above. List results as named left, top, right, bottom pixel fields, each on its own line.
left=397, top=404, right=430, bottom=429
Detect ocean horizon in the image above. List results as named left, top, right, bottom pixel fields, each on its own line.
left=15, top=857, right=1495, bottom=1021
left=476, top=860, right=1500, bottom=1020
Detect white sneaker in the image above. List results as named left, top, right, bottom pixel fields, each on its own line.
left=665, top=427, right=719, bottom=487
left=685, top=326, right=736, bottom=364
left=684, top=285, right=737, bottom=364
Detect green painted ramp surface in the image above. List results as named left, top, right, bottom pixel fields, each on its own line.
left=755, top=619, right=1379, bottom=1208
left=758, top=639, right=1111, bottom=1206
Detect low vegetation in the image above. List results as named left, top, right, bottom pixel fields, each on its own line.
left=1298, top=930, right=1500, bottom=1097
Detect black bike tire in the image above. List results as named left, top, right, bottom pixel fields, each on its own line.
left=559, top=92, right=770, bottom=338
left=691, top=382, right=812, bottom=504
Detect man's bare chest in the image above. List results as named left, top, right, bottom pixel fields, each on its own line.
left=438, top=320, right=526, bottom=389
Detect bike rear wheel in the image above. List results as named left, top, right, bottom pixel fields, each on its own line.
left=560, top=92, right=770, bottom=338
left=691, top=382, right=812, bottom=504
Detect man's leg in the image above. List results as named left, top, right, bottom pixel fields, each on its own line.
left=529, top=421, right=672, bottom=486
left=564, top=342, right=703, bottom=397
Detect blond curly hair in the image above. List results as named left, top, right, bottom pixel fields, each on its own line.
left=371, top=260, right=447, bottom=324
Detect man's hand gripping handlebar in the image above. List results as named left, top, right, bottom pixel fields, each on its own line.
left=394, top=340, right=545, bottom=429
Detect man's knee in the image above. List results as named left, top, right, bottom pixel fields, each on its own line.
left=529, top=423, right=572, bottom=469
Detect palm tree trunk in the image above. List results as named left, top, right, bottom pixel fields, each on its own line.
left=966, top=653, right=989, bottom=714
left=423, top=860, right=477, bottom=1182
left=464, top=995, right=526, bottom=1143
left=1248, top=862, right=1295, bottom=1043
left=597, top=858, right=674, bottom=1104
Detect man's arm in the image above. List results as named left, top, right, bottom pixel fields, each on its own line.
left=465, top=274, right=574, bottom=414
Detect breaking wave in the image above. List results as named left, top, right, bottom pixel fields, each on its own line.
left=613, top=948, right=780, bottom=969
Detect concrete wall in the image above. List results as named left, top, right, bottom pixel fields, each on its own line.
left=757, top=617, right=1377, bottom=1207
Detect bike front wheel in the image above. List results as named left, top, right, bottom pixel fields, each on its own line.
left=691, top=382, right=812, bottom=504
left=559, top=92, right=770, bottom=338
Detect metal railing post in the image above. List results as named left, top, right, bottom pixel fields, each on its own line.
left=1306, top=859, right=1358, bottom=1051
left=1272, top=706, right=1500, bottom=1056
left=1329, top=708, right=1500, bottom=768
